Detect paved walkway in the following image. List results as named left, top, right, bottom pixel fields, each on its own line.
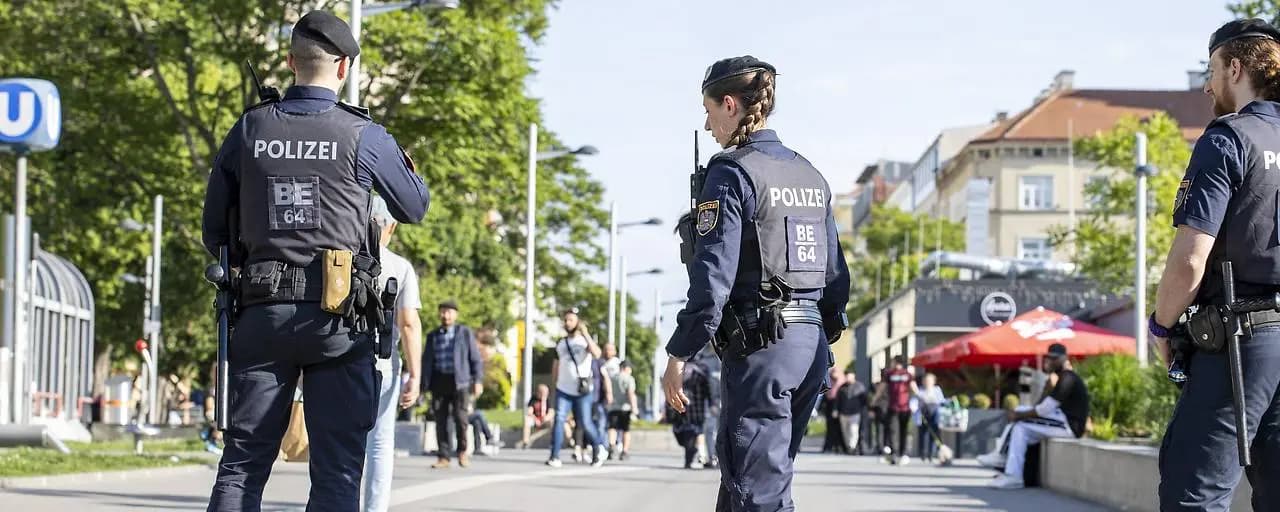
left=0, top=450, right=1113, bottom=511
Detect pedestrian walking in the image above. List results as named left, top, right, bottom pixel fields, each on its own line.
left=607, top=361, right=639, bottom=461
left=202, top=10, right=428, bottom=510
left=361, top=197, right=423, bottom=512
left=1151, top=19, right=1280, bottom=510
left=547, top=308, right=606, bottom=467
left=836, top=371, right=867, bottom=455
left=914, top=373, right=945, bottom=463
left=663, top=56, right=851, bottom=511
left=422, top=300, right=484, bottom=469
left=820, top=367, right=847, bottom=454
left=871, top=356, right=918, bottom=465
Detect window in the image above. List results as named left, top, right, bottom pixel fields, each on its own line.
left=1019, top=175, right=1053, bottom=210
left=1018, top=147, right=1032, bottom=157
left=1033, top=147, right=1044, bottom=158
left=1018, top=237, right=1052, bottom=261
left=978, top=149, right=991, bottom=160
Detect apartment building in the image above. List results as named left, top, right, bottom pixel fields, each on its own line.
left=934, top=70, right=1213, bottom=262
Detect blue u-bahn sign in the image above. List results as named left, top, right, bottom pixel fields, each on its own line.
left=0, top=78, right=60, bottom=153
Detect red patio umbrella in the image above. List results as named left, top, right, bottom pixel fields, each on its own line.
left=912, top=307, right=1136, bottom=370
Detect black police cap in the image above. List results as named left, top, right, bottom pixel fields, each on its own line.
left=701, top=55, right=777, bottom=92
left=1209, top=18, right=1280, bottom=55
left=294, top=10, right=361, bottom=58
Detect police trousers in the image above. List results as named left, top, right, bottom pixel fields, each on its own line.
left=1158, top=324, right=1280, bottom=511
left=207, top=303, right=380, bottom=512
left=715, top=322, right=827, bottom=512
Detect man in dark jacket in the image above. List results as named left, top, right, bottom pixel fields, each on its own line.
left=422, top=300, right=483, bottom=468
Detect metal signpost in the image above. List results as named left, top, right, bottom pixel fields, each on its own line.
left=0, top=78, right=61, bottom=425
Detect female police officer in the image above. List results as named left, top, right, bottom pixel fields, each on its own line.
left=662, top=56, right=850, bottom=512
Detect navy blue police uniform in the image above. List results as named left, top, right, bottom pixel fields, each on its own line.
left=1157, top=19, right=1280, bottom=512
left=668, top=56, right=850, bottom=512
left=200, top=11, right=428, bottom=512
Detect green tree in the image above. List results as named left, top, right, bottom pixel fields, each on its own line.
left=0, top=1, right=609, bottom=389
left=1048, top=113, right=1191, bottom=302
left=1228, top=0, right=1280, bottom=23
left=847, top=205, right=964, bottom=320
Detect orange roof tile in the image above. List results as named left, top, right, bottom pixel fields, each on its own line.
left=973, top=89, right=1214, bottom=143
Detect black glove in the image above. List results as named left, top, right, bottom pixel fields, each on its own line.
left=823, top=311, right=849, bottom=344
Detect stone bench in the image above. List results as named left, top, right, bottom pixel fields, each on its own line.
left=1041, top=437, right=1253, bottom=511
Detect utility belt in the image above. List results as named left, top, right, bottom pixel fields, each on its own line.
left=1184, top=295, right=1280, bottom=354
left=238, top=250, right=385, bottom=334
left=712, top=299, right=822, bottom=360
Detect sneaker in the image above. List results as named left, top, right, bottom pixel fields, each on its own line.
left=591, top=445, right=605, bottom=467
left=976, top=452, right=1006, bottom=469
left=619, top=451, right=630, bottom=461
left=546, top=458, right=562, bottom=468
left=688, top=462, right=704, bottom=470
left=458, top=454, right=470, bottom=468
left=571, top=451, right=583, bottom=462
left=987, top=474, right=1025, bottom=490
left=899, top=455, right=911, bottom=466
left=431, top=458, right=451, bottom=469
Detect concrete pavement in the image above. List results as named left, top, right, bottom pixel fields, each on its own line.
left=0, top=449, right=1114, bottom=511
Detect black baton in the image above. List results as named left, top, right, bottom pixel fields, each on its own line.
left=205, top=246, right=234, bottom=432
left=1221, top=261, right=1251, bottom=467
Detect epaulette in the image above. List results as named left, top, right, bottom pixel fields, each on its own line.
left=336, top=101, right=372, bottom=120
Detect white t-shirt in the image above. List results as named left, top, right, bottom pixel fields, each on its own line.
left=556, top=335, right=595, bottom=396
left=377, top=248, right=420, bottom=369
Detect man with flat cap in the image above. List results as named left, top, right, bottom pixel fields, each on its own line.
left=421, top=300, right=484, bottom=469
left=1149, top=18, right=1280, bottom=511
left=202, top=9, right=428, bottom=511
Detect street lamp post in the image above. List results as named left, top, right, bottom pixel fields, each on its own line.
left=606, top=212, right=661, bottom=350
left=619, top=263, right=662, bottom=361
left=346, top=0, right=458, bottom=106
left=1135, top=133, right=1157, bottom=368
left=121, top=195, right=163, bottom=424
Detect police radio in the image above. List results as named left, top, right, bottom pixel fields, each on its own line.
left=679, top=130, right=708, bottom=263
left=244, top=60, right=281, bottom=105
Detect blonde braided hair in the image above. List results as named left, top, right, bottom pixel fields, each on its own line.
left=706, top=69, right=777, bottom=148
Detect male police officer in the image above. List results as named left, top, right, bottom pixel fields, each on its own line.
left=662, top=57, right=850, bottom=512
left=201, top=10, right=428, bottom=511
left=1150, top=19, right=1280, bottom=511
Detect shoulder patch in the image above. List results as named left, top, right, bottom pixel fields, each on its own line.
left=1174, top=179, right=1191, bottom=211
left=696, top=200, right=720, bottom=236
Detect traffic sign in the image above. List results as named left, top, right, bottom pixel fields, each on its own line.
left=0, top=78, right=60, bottom=153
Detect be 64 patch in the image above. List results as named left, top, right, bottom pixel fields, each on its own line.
left=696, top=200, right=719, bottom=236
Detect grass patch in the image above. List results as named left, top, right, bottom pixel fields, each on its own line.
left=64, top=437, right=206, bottom=454
left=0, top=446, right=203, bottom=478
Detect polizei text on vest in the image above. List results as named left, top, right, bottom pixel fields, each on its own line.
left=253, top=139, right=340, bottom=161
left=768, top=187, right=825, bottom=208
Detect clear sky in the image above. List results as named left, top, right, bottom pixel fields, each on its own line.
left=525, top=0, right=1236, bottom=348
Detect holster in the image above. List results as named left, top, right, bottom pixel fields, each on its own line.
left=713, top=300, right=823, bottom=360
left=1186, top=306, right=1228, bottom=353
left=237, top=254, right=383, bottom=334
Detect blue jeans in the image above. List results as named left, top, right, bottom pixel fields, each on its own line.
left=593, top=401, right=608, bottom=447
left=551, top=390, right=601, bottom=460
left=362, top=354, right=399, bottom=512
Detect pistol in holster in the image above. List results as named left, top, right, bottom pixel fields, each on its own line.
left=377, top=278, right=398, bottom=359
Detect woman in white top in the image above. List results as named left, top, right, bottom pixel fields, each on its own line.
left=914, top=373, right=947, bottom=462
left=547, top=308, right=605, bottom=467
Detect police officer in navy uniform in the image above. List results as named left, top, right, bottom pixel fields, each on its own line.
left=662, top=56, right=850, bottom=512
left=1150, top=19, right=1280, bottom=511
left=201, top=10, right=428, bottom=511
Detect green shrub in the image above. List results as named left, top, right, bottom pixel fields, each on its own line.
left=1002, top=394, right=1020, bottom=411
left=1076, top=354, right=1179, bottom=441
left=972, top=394, right=992, bottom=409
left=477, top=353, right=512, bottom=410
left=955, top=394, right=972, bottom=408
left=1091, top=417, right=1118, bottom=441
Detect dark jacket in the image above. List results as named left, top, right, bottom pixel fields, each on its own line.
left=421, top=324, right=483, bottom=391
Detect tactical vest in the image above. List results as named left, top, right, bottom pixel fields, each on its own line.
left=1199, top=111, right=1280, bottom=302
left=710, top=145, right=832, bottom=291
left=237, top=103, right=371, bottom=267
